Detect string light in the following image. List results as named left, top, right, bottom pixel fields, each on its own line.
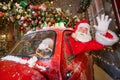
left=50, top=1, right=53, bottom=4
left=115, top=26, right=118, bottom=29
left=69, top=4, right=72, bottom=7
left=92, top=54, right=120, bottom=72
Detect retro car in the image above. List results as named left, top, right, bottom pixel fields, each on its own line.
left=0, top=28, right=94, bottom=80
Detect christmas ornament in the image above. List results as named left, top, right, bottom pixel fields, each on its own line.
left=0, top=1, right=78, bottom=31
left=2, top=5, right=8, bottom=10
left=54, top=22, right=65, bottom=28
left=20, top=0, right=29, bottom=8
left=32, top=27, right=36, bottom=31
left=0, top=11, right=3, bottom=17
left=29, top=5, right=34, bottom=10
left=39, top=3, right=47, bottom=11
left=19, top=27, right=25, bottom=36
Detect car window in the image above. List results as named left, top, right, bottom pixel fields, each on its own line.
left=10, top=30, right=56, bottom=60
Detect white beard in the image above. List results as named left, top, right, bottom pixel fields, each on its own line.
left=73, top=32, right=92, bottom=42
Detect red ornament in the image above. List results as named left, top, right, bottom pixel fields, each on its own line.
left=39, top=3, right=47, bottom=11
left=36, top=26, right=40, bottom=30
left=33, top=12, right=38, bottom=17
left=35, top=19, right=38, bottom=23
left=0, top=11, right=3, bottom=17
left=20, top=16, right=25, bottom=21
left=23, top=22, right=28, bottom=27
left=27, top=18, right=31, bottom=22
left=29, top=5, right=34, bottom=10
left=19, top=27, right=25, bottom=32
left=37, top=11, right=41, bottom=15
left=34, top=5, right=39, bottom=10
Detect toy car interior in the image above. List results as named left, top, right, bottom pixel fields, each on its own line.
left=10, top=30, right=56, bottom=60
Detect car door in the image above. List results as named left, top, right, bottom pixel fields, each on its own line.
left=60, top=30, right=94, bottom=80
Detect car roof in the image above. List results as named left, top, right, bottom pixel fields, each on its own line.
left=24, top=27, right=73, bottom=36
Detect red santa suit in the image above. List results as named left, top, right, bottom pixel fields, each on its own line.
left=67, top=18, right=119, bottom=55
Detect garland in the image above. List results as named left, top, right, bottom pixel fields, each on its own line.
left=0, top=0, right=79, bottom=32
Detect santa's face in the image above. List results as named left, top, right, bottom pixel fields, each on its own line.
left=73, top=27, right=92, bottom=42
left=77, top=27, right=88, bottom=34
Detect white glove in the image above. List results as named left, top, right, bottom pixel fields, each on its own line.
left=94, top=14, right=112, bottom=34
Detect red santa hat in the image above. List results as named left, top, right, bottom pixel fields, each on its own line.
left=73, top=19, right=90, bottom=32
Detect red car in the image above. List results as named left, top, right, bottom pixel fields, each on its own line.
left=0, top=28, right=94, bottom=80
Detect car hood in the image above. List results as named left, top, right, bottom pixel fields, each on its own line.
left=0, top=56, right=46, bottom=80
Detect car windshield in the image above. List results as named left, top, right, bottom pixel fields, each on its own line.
left=10, top=30, right=56, bottom=60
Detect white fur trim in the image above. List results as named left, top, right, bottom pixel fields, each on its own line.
left=78, top=23, right=90, bottom=29
left=95, top=30, right=119, bottom=46
left=1, top=55, right=47, bottom=70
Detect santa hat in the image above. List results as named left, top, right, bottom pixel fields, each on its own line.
left=73, top=19, right=90, bottom=32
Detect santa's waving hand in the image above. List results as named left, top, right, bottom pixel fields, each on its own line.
left=94, top=14, right=111, bottom=34
left=94, top=14, right=119, bottom=46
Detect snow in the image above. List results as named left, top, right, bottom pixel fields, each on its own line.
left=12, top=72, right=20, bottom=78
left=1, top=55, right=27, bottom=64
left=36, top=64, right=46, bottom=71
left=27, top=56, right=38, bottom=67
left=1, top=55, right=47, bottom=71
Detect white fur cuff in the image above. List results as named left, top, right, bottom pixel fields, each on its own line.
left=95, top=30, right=119, bottom=46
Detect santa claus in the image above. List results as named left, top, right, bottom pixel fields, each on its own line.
left=68, top=14, right=119, bottom=55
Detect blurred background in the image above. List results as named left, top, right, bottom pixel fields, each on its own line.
left=0, top=0, right=120, bottom=79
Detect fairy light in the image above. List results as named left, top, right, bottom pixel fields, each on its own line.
left=69, top=4, right=72, bottom=7
left=118, top=41, right=120, bottom=44
left=50, top=1, right=53, bottom=5
left=115, top=26, right=118, bottom=29
left=111, top=49, right=114, bottom=53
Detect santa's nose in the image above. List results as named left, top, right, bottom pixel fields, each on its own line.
left=78, top=27, right=88, bottom=34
